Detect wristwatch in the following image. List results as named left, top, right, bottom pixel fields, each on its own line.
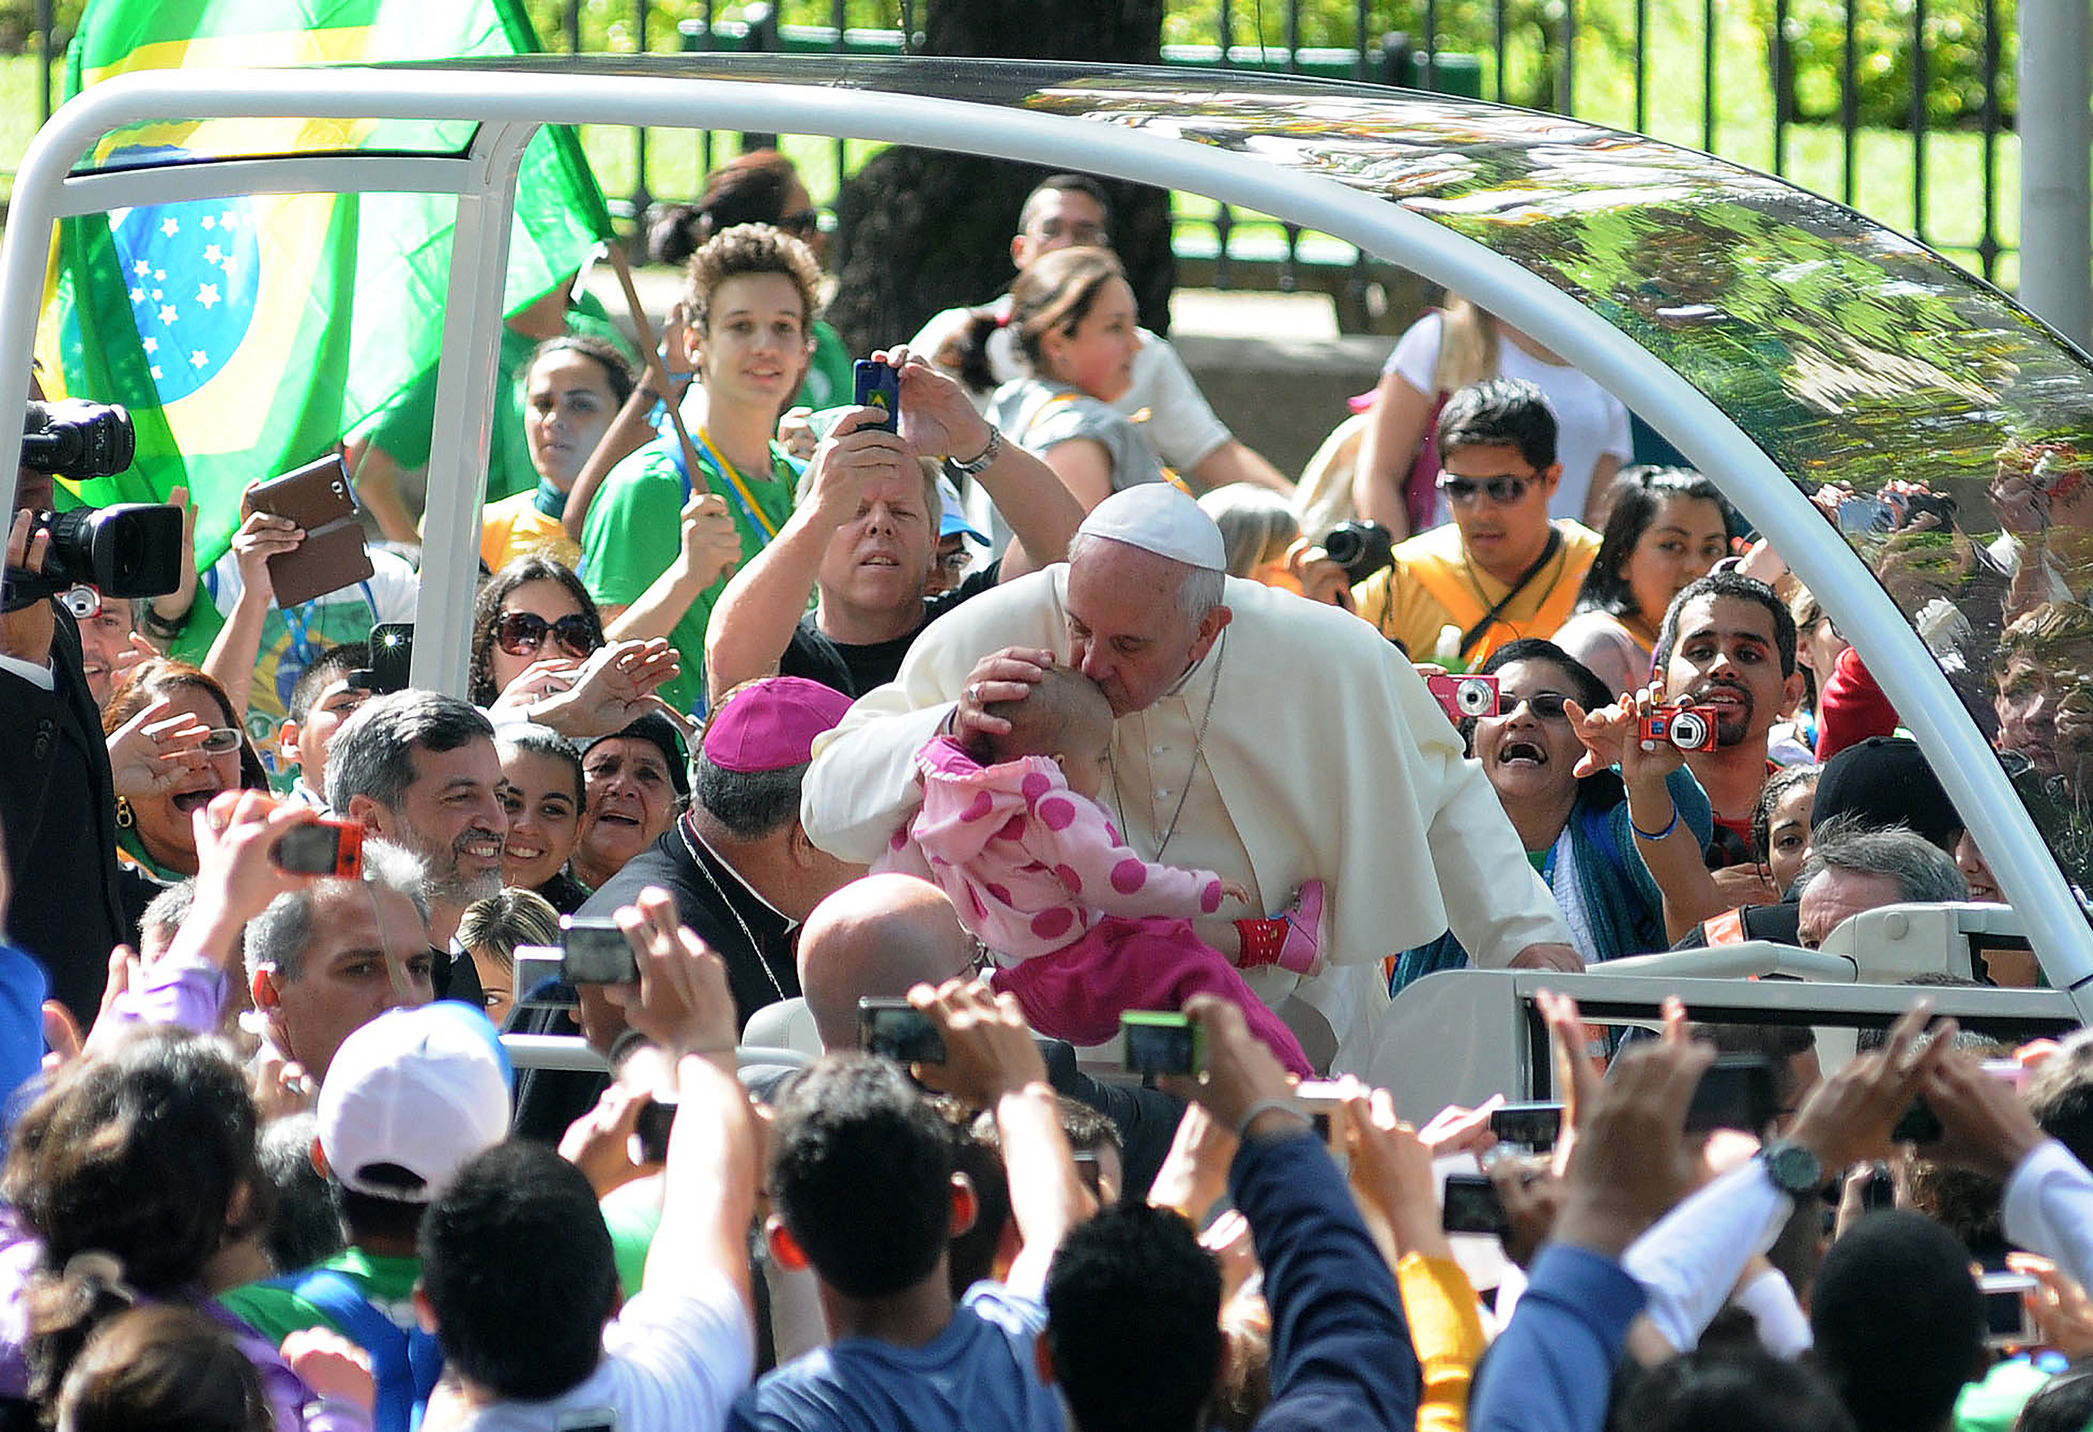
left=944, top=425, right=1002, bottom=480
left=1758, top=1139, right=1827, bottom=1197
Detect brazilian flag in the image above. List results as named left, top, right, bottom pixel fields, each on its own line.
left=33, top=0, right=613, bottom=567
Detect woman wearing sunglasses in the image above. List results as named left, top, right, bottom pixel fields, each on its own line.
left=470, top=558, right=686, bottom=751
left=1389, top=639, right=1715, bottom=993
left=468, top=557, right=607, bottom=707
left=100, top=659, right=269, bottom=896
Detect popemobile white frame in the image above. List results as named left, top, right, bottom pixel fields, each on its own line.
left=1, top=59, right=2089, bottom=1024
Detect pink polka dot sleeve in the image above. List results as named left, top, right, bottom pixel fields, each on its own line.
left=1020, top=780, right=1229, bottom=919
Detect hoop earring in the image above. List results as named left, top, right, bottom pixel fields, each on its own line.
left=114, top=795, right=134, bottom=829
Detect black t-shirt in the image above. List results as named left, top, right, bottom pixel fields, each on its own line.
left=780, top=562, right=1001, bottom=698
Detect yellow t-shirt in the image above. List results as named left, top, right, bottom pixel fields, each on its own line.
left=481, top=490, right=582, bottom=574
left=1353, top=518, right=1601, bottom=667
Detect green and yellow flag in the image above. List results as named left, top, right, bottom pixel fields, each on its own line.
left=33, top=0, right=612, bottom=565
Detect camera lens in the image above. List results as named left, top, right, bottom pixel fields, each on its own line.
left=1670, top=711, right=1710, bottom=749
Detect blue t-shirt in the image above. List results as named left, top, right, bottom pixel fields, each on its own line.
left=0, top=947, right=46, bottom=1133
left=727, top=1282, right=1064, bottom=1432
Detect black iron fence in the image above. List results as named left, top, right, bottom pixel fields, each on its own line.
left=24, top=0, right=2017, bottom=315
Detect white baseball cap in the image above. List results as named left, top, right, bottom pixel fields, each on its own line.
left=317, top=1004, right=512, bottom=1202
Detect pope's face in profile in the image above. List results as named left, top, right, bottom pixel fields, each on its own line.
left=1064, top=538, right=1231, bottom=718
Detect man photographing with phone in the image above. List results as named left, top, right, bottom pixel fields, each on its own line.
left=702, top=349, right=1082, bottom=703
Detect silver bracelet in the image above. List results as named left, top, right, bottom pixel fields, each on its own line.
left=1235, top=1097, right=1313, bottom=1141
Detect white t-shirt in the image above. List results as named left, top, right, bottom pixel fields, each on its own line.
left=911, top=298, right=1232, bottom=474
left=446, top=1272, right=755, bottom=1432
left=1384, top=310, right=1633, bottom=524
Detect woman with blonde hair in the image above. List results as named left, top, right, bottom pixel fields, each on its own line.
left=1195, top=484, right=1354, bottom=608
left=1351, top=296, right=1632, bottom=537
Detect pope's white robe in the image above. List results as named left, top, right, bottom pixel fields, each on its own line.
left=801, top=566, right=1573, bottom=1071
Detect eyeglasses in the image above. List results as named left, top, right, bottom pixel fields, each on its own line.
left=1437, top=473, right=1534, bottom=506
left=778, top=209, right=822, bottom=238
left=198, top=727, right=244, bottom=754
left=495, top=610, right=599, bottom=660
left=1496, top=692, right=1572, bottom=722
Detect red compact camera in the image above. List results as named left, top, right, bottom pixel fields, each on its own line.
left=270, top=818, right=365, bottom=880
left=1638, top=705, right=1720, bottom=752
left=1427, top=671, right=1500, bottom=721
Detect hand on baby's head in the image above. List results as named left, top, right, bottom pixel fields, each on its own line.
left=985, top=667, right=1116, bottom=802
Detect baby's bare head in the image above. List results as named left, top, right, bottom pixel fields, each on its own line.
left=984, top=669, right=1114, bottom=798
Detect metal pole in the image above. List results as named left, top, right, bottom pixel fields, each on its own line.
left=631, top=0, right=651, bottom=229
left=1910, top=0, right=1928, bottom=247
left=1979, top=0, right=2001, bottom=282
left=36, top=0, right=54, bottom=123
left=2020, top=0, right=2092, bottom=341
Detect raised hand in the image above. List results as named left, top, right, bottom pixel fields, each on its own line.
left=105, top=693, right=215, bottom=797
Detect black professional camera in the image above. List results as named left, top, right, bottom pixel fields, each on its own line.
left=22, top=399, right=135, bottom=478
left=1321, top=519, right=1395, bottom=584
left=9, top=399, right=180, bottom=605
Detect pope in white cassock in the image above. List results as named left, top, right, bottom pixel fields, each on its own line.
left=800, top=482, right=1581, bottom=1071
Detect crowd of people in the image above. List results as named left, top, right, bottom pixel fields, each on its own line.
left=2, top=155, right=2093, bottom=1431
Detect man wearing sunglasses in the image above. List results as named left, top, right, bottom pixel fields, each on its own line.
left=1355, top=378, right=1602, bottom=668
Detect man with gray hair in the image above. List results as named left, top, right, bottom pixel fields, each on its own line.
left=1796, top=815, right=1971, bottom=950
left=328, top=691, right=505, bottom=996
left=246, top=837, right=437, bottom=1084
left=804, top=483, right=1580, bottom=1071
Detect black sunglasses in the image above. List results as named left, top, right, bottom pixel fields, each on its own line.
left=1437, top=474, right=1533, bottom=506
left=1496, top=692, right=1572, bottom=721
left=495, top=610, right=599, bottom=660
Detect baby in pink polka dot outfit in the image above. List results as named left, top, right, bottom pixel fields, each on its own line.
left=890, top=668, right=1316, bottom=1075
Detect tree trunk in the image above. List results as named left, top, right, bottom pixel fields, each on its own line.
left=826, top=0, right=1173, bottom=358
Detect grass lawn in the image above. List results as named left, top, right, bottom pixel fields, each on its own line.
left=2, top=36, right=2024, bottom=294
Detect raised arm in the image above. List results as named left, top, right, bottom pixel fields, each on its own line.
left=703, top=407, right=911, bottom=702
left=602, top=492, right=745, bottom=648
left=1351, top=369, right=1434, bottom=538
left=611, top=885, right=759, bottom=1318
left=1569, top=690, right=1729, bottom=943
left=915, top=977, right=1093, bottom=1297
left=887, top=349, right=1083, bottom=568
left=1176, top=996, right=1417, bottom=1432
left=199, top=507, right=304, bottom=718
left=1016, top=784, right=1225, bottom=919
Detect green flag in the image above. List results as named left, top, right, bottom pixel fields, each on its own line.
left=34, top=0, right=612, bottom=566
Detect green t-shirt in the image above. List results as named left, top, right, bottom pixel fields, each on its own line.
left=362, top=294, right=630, bottom=504
left=579, top=431, right=798, bottom=717
left=601, top=1178, right=665, bottom=1300
left=218, top=1246, right=423, bottom=1346
left=798, top=319, right=854, bottom=412
left=1954, top=1355, right=2055, bottom=1432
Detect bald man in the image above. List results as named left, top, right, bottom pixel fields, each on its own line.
left=795, top=872, right=1185, bottom=1194
left=797, top=872, right=978, bottom=1051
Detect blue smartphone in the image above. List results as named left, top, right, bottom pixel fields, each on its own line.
left=853, top=359, right=900, bottom=433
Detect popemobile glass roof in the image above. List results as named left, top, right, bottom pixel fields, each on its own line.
left=23, top=53, right=2093, bottom=987
left=79, top=54, right=2093, bottom=498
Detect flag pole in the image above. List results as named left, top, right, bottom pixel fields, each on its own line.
left=604, top=242, right=712, bottom=495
